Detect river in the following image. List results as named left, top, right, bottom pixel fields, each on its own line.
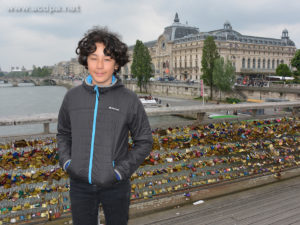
left=0, top=85, right=190, bottom=137
left=0, top=85, right=67, bottom=136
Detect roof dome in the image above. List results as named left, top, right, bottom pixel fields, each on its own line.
left=224, top=21, right=232, bottom=30
left=282, top=28, right=289, bottom=39
left=174, top=12, right=180, bottom=23
left=163, top=13, right=199, bottom=41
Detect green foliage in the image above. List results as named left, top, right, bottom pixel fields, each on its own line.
left=201, top=36, right=219, bottom=99
left=6, top=71, right=29, bottom=77
left=31, top=66, right=52, bottom=77
left=275, top=63, right=292, bottom=78
left=0, top=71, right=5, bottom=77
left=194, top=96, right=208, bottom=101
left=291, top=49, right=300, bottom=72
left=213, top=57, right=236, bottom=93
left=131, top=40, right=153, bottom=92
left=226, top=97, right=241, bottom=104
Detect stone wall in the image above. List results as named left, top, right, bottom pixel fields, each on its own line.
left=124, top=81, right=300, bottom=101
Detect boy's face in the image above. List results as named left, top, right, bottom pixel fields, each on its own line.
left=87, top=42, right=118, bottom=86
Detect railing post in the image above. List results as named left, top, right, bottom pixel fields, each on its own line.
left=196, top=112, right=206, bottom=123
left=251, top=109, right=257, bottom=117
left=293, top=107, right=300, bottom=116
left=43, top=123, right=50, bottom=134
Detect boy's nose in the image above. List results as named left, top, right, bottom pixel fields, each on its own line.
left=97, top=59, right=104, bottom=68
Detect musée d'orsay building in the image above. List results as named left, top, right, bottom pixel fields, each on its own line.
left=122, top=13, right=297, bottom=81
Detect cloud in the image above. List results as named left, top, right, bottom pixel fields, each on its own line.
left=0, top=0, right=299, bottom=71
left=0, top=16, right=78, bottom=69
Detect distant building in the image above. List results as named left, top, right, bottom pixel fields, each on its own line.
left=123, top=13, right=297, bottom=81
left=10, top=66, right=25, bottom=72
left=52, top=58, right=88, bottom=78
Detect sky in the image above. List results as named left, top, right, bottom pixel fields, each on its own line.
left=1, top=0, right=300, bottom=72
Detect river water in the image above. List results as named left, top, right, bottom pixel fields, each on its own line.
left=0, top=85, right=190, bottom=137
left=0, top=85, right=67, bottom=136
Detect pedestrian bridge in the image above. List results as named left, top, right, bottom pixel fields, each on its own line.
left=0, top=77, right=57, bottom=86
left=0, top=102, right=299, bottom=224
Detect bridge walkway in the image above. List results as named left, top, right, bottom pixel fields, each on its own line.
left=129, top=175, right=300, bottom=225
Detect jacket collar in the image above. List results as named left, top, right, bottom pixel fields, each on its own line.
left=83, top=74, right=123, bottom=94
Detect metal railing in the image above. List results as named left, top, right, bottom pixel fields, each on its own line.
left=1, top=101, right=300, bottom=136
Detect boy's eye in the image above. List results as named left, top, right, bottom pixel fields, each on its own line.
left=104, top=58, right=111, bottom=61
left=90, top=58, right=97, bottom=61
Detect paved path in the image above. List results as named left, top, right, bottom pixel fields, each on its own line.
left=152, top=95, right=209, bottom=107
left=129, top=176, right=300, bottom=225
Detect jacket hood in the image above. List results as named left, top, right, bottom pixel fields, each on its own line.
left=83, top=74, right=124, bottom=94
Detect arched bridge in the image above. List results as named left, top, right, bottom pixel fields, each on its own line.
left=0, top=77, right=57, bottom=86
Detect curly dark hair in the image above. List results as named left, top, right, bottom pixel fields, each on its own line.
left=76, top=26, right=129, bottom=72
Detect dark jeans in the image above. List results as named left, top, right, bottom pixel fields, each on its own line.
left=69, top=178, right=131, bottom=225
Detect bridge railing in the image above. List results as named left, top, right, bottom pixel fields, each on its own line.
left=0, top=113, right=57, bottom=136
left=1, top=101, right=300, bottom=137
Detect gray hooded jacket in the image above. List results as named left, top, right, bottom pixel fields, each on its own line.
left=57, top=75, right=153, bottom=187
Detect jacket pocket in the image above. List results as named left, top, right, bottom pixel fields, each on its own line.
left=92, top=144, right=117, bottom=187
left=67, top=159, right=87, bottom=181
left=94, top=161, right=116, bottom=187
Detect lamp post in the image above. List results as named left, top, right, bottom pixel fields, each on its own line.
left=200, top=79, right=204, bottom=105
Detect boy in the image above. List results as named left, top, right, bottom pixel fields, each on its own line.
left=57, top=27, right=153, bottom=225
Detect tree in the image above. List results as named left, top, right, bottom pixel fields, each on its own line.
left=31, top=66, right=52, bottom=77
left=291, top=49, right=300, bottom=73
left=201, top=36, right=219, bottom=100
left=6, top=71, right=28, bottom=77
left=131, top=40, right=153, bottom=92
left=213, top=57, right=236, bottom=100
left=275, top=63, right=292, bottom=80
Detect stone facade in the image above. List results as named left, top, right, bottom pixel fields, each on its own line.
left=122, top=13, right=297, bottom=81
left=51, top=58, right=87, bottom=78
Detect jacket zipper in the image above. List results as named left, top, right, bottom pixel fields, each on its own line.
left=88, top=86, right=99, bottom=184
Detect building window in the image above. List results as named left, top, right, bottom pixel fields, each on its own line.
left=272, top=59, right=275, bottom=69
left=247, top=59, right=251, bottom=69
left=267, top=59, right=270, bottom=69
left=263, top=59, right=266, bottom=69
left=277, top=59, right=279, bottom=67
left=242, top=58, right=245, bottom=68
left=253, top=58, right=256, bottom=68
left=258, top=58, right=261, bottom=69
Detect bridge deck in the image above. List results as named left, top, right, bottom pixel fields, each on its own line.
left=129, top=175, right=300, bottom=225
